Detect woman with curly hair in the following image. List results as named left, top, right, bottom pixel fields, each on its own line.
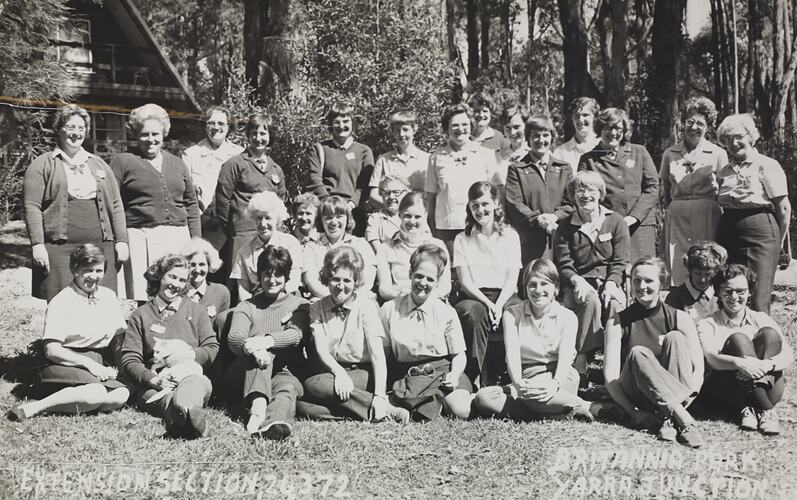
left=180, top=237, right=230, bottom=320
left=659, top=97, right=728, bottom=286
left=453, top=181, right=523, bottom=385
left=120, top=255, right=218, bottom=439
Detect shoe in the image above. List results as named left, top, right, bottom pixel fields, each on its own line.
left=758, top=409, right=781, bottom=435
left=657, top=418, right=677, bottom=442
left=739, top=406, right=758, bottom=431
left=255, top=421, right=292, bottom=440
left=385, top=404, right=410, bottom=424
left=676, top=423, right=704, bottom=448
left=590, top=401, right=625, bottom=421
left=570, top=405, right=596, bottom=423
left=7, top=405, right=29, bottom=422
left=185, top=406, right=208, bottom=439
left=246, top=410, right=267, bottom=434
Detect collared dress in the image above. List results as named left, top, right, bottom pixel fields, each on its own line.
left=24, top=147, right=127, bottom=300
left=664, top=280, right=719, bottom=323
left=471, top=127, right=511, bottom=152
left=302, top=233, right=377, bottom=299
left=578, top=142, right=659, bottom=262
left=365, top=209, right=401, bottom=246
left=505, top=152, right=574, bottom=265
left=370, top=146, right=430, bottom=193
left=229, top=231, right=304, bottom=296
left=377, top=231, right=452, bottom=299
left=659, top=139, right=727, bottom=285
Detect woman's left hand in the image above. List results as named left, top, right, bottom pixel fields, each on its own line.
left=441, top=371, right=460, bottom=390
left=115, top=242, right=129, bottom=263
left=489, top=300, right=505, bottom=327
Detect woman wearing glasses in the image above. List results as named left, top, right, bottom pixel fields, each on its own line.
left=380, top=244, right=472, bottom=420
left=24, top=104, right=128, bottom=301
left=578, top=108, right=658, bottom=263
left=659, top=98, right=727, bottom=286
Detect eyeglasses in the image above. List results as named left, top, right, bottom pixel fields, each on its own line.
left=380, top=189, right=408, bottom=198
left=723, top=134, right=747, bottom=142
left=684, top=119, right=707, bottom=128
left=408, top=364, right=435, bottom=377
left=607, top=124, right=625, bottom=133
left=64, top=126, right=86, bottom=132
left=206, top=121, right=228, bottom=127
left=720, top=287, right=749, bottom=298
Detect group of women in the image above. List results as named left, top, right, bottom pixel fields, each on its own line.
left=11, top=94, right=793, bottom=447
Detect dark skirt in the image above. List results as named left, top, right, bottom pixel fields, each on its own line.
left=32, top=198, right=117, bottom=301
left=38, top=348, right=126, bottom=396
left=391, top=357, right=472, bottom=421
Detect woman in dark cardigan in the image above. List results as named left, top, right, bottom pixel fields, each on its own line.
left=23, top=104, right=128, bottom=301
left=111, top=103, right=200, bottom=302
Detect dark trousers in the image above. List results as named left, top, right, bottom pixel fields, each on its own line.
left=224, top=356, right=303, bottom=425
left=701, top=327, right=785, bottom=412
left=718, top=210, right=780, bottom=313
left=301, top=365, right=374, bottom=420
left=454, top=289, right=522, bottom=384
left=135, top=375, right=212, bottom=433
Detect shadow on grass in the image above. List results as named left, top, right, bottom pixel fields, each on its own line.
left=0, top=340, right=46, bottom=400
left=0, top=222, right=30, bottom=270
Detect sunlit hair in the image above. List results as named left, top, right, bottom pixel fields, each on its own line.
left=711, top=264, right=757, bottom=309
left=203, top=106, right=235, bottom=134
left=256, top=245, right=292, bottom=281
left=316, top=195, right=355, bottom=234
left=325, top=101, right=355, bottom=128
left=319, top=245, right=364, bottom=287
left=144, top=255, right=189, bottom=298
left=410, top=243, right=448, bottom=279
left=525, top=114, right=558, bottom=142
left=467, top=92, right=496, bottom=114
left=180, top=237, right=223, bottom=273
left=398, top=190, right=426, bottom=214
left=566, top=170, right=606, bottom=202
left=292, top=192, right=320, bottom=214
left=683, top=241, right=727, bottom=272
left=594, top=108, right=632, bottom=143
left=53, top=104, right=91, bottom=134
left=499, top=105, right=529, bottom=127
left=245, top=191, right=289, bottom=222
left=464, top=181, right=506, bottom=237
left=128, top=103, right=171, bottom=136
left=389, top=110, right=417, bottom=129
left=441, top=103, right=472, bottom=131
left=244, top=112, right=273, bottom=138
left=682, top=97, right=718, bottom=127
left=630, top=256, right=669, bottom=287
left=522, top=258, right=560, bottom=294
left=379, top=174, right=410, bottom=192
left=716, top=113, right=760, bottom=145
left=567, top=97, right=601, bottom=118
left=69, top=243, right=107, bottom=274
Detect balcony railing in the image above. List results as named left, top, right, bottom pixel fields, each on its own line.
left=52, top=41, right=158, bottom=86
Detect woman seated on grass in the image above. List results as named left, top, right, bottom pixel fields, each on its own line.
left=665, top=241, right=726, bottom=322
left=302, top=196, right=377, bottom=300
left=474, top=258, right=613, bottom=422
left=380, top=244, right=472, bottom=421
left=120, top=255, right=219, bottom=439
left=181, top=237, right=230, bottom=321
left=603, top=257, right=705, bottom=448
left=8, top=244, right=129, bottom=420
left=224, top=246, right=309, bottom=440
left=696, top=264, right=793, bottom=435
left=453, top=181, right=523, bottom=385
left=300, top=246, right=408, bottom=422
left=376, top=191, right=451, bottom=302
left=553, top=170, right=629, bottom=375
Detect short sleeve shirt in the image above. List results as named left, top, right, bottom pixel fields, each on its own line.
left=505, top=301, right=578, bottom=366
left=659, top=139, right=727, bottom=201
left=552, top=136, right=600, bottom=172
left=302, top=233, right=377, bottom=277
left=229, top=231, right=303, bottom=294
left=716, top=150, right=788, bottom=209
left=453, top=227, right=522, bottom=290
left=377, top=233, right=450, bottom=292
left=370, top=146, right=429, bottom=192
left=425, top=142, right=501, bottom=230
left=379, top=293, right=466, bottom=362
left=310, top=294, right=385, bottom=363
left=697, top=307, right=782, bottom=355
left=365, top=210, right=401, bottom=244
left=43, top=284, right=125, bottom=349
left=182, top=139, right=244, bottom=208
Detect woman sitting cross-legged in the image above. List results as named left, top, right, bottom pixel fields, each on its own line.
left=696, top=264, right=793, bottom=435
left=603, top=257, right=705, bottom=448
left=180, top=237, right=231, bottom=322
left=453, top=181, right=523, bottom=385
left=474, top=258, right=613, bottom=422
left=120, top=255, right=219, bottom=439
left=380, top=244, right=473, bottom=421
left=223, top=246, right=309, bottom=440
left=300, top=246, right=409, bottom=422
left=8, top=244, right=130, bottom=420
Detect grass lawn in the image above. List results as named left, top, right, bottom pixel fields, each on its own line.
left=1, top=223, right=796, bottom=499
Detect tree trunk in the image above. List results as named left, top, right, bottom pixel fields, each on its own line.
left=557, top=0, right=602, bottom=112
left=501, top=0, right=514, bottom=84
left=481, top=0, right=491, bottom=69
left=446, top=0, right=458, bottom=61
left=748, top=0, right=774, bottom=136
left=527, top=0, right=538, bottom=42
left=606, top=0, right=629, bottom=107
left=244, top=0, right=299, bottom=103
left=467, top=0, right=480, bottom=80
left=648, top=0, right=685, bottom=155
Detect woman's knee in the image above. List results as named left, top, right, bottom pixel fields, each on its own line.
left=455, top=300, right=489, bottom=325
left=70, top=383, right=110, bottom=406
left=627, top=345, right=656, bottom=366
left=303, top=373, right=334, bottom=399
left=105, top=387, right=131, bottom=407
left=754, top=327, right=782, bottom=350
left=662, top=330, right=688, bottom=348
left=443, top=390, right=474, bottom=420
left=473, top=387, right=506, bottom=417
left=722, top=332, right=755, bottom=356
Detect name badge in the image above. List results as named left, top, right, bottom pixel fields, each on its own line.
left=345, top=152, right=356, bottom=160
left=271, top=174, right=281, bottom=184
left=150, top=323, right=166, bottom=334
left=206, top=306, right=217, bottom=318
left=624, top=159, right=635, bottom=169
left=96, top=170, right=106, bottom=179
left=598, top=233, right=612, bottom=242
